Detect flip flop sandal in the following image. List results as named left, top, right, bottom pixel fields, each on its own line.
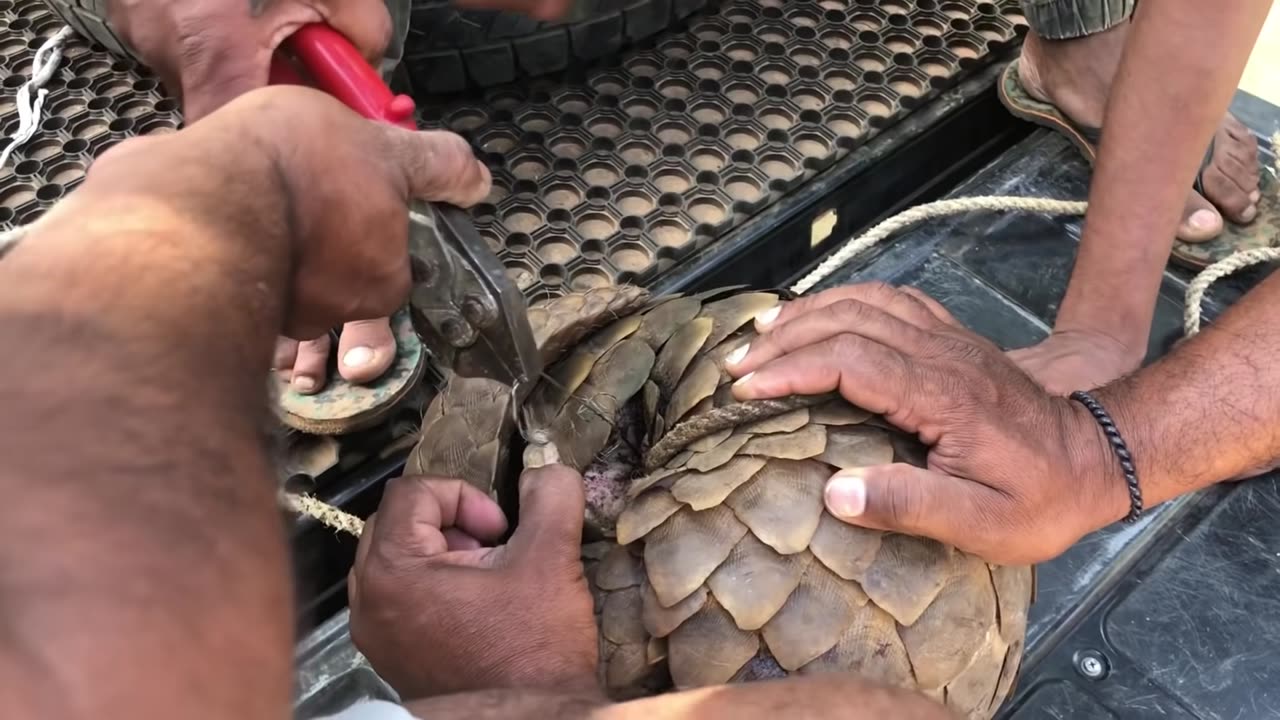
left=271, top=307, right=427, bottom=436
left=999, top=58, right=1279, bottom=271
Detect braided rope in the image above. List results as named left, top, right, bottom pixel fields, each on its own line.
left=1182, top=246, right=1280, bottom=336
left=789, top=196, right=1090, bottom=294
left=279, top=491, right=366, bottom=536
left=0, top=27, right=74, bottom=170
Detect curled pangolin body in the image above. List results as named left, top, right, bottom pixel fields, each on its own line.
left=408, top=286, right=1032, bottom=719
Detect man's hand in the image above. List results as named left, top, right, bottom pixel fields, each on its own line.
left=1008, top=329, right=1142, bottom=395
left=76, top=86, right=489, bottom=339
left=726, top=283, right=1128, bottom=565
left=349, top=467, right=599, bottom=700
left=107, top=0, right=394, bottom=122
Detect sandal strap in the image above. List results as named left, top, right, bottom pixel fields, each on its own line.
left=1194, top=135, right=1217, bottom=198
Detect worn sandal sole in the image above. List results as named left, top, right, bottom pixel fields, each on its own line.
left=999, top=59, right=1279, bottom=271
left=272, top=308, right=426, bottom=436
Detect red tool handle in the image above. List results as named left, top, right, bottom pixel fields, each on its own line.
left=269, top=23, right=417, bottom=131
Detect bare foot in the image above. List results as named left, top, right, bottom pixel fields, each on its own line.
left=1018, top=24, right=1261, bottom=243
left=273, top=317, right=397, bottom=394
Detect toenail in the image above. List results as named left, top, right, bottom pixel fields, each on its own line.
left=343, top=346, right=376, bottom=368
left=293, top=375, right=317, bottom=392
left=1189, top=209, right=1219, bottom=230
left=1250, top=190, right=1261, bottom=204
left=1242, top=205, right=1258, bottom=222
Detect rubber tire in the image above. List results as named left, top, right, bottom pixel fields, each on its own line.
left=404, top=0, right=707, bottom=93
left=38, top=0, right=708, bottom=95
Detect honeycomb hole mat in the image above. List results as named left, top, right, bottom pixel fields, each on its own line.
left=1, top=0, right=1026, bottom=301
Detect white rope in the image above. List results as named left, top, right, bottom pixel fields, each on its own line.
left=789, top=196, right=1090, bottom=295
left=0, top=26, right=74, bottom=170
left=789, top=193, right=1280, bottom=342
left=1182, top=246, right=1280, bottom=336
left=279, top=491, right=366, bottom=536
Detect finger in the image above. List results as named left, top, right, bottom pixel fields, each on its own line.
left=317, top=0, right=394, bottom=66
left=732, top=335, right=911, bottom=420
left=729, top=299, right=935, bottom=376
left=756, top=282, right=928, bottom=333
left=348, top=509, right=380, bottom=612
left=505, top=464, right=586, bottom=566
left=290, top=334, right=332, bottom=394
left=337, top=318, right=397, bottom=384
left=443, top=528, right=484, bottom=551
left=385, top=129, right=492, bottom=207
left=371, top=476, right=509, bottom=562
left=824, top=465, right=1008, bottom=560
left=898, top=287, right=960, bottom=328
left=273, top=336, right=300, bottom=372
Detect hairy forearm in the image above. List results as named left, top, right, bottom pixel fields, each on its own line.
left=0, top=184, right=293, bottom=717
left=1081, top=271, right=1280, bottom=521
left=1057, top=0, right=1269, bottom=347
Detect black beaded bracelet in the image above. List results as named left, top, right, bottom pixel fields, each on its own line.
left=1069, top=390, right=1143, bottom=524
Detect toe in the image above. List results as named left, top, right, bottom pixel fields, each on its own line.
left=337, top=318, right=397, bottom=385
left=291, top=335, right=332, bottom=395
left=1177, top=193, right=1224, bottom=243
left=273, top=337, right=299, bottom=377
left=1199, top=119, right=1261, bottom=224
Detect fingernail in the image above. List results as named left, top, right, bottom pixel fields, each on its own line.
left=1241, top=204, right=1258, bottom=222
left=343, top=346, right=375, bottom=368
left=825, top=472, right=866, bottom=517
left=726, top=343, right=749, bottom=365
left=1250, top=189, right=1262, bottom=204
left=733, top=371, right=755, bottom=386
left=756, top=305, right=781, bottom=327
left=292, top=375, right=317, bottom=392
left=1189, top=209, right=1219, bottom=231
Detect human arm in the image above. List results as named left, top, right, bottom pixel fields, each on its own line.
left=1014, top=0, right=1270, bottom=393
left=727, top=280, right=1280, bottom=564
left=395, top=676, right=955, bottom=719
left=0, top=86, right=488, bottom=719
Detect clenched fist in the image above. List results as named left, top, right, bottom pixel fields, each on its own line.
left=349, top=467, right=599, bottom=700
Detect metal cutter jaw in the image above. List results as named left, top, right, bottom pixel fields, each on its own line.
left=406, top=200, right=542, bottom=404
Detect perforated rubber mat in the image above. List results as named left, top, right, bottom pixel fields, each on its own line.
left=0, top=0, right=179, bottom=229
left=417, top=0, right=1029, bottom=300
left=1, top=0, right=1026, bottom=299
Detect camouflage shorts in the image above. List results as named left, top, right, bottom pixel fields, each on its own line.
left=1021, top=0, right=1136, bottom=40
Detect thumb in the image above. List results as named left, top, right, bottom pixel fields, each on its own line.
left=180, top=48, right=270, bottom=122
left=823, top=464, right=1003, bottom=557
left=506, top=464, right=585, bottom=565
left=386, top=129, right=492, bottom=207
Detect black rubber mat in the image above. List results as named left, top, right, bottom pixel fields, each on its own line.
left=420, top=0, right=1030, bottom=301
left=0, top=0, right=180, bottom=228
left=1, top=0, right=1028, bottom=296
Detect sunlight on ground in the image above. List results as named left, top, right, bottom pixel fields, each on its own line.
left=1240, top=4, right=1280, bottom=106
